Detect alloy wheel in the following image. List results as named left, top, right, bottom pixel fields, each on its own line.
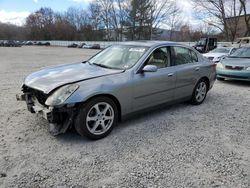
left=195, top=82, right=207, bottom=103
left=86, top=102, right=114, bottom=135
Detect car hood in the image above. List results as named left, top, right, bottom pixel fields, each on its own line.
left=24, top=62, right=124, bottom=94
left=203, top=53, right=227, bottom=58
left=221, top=57, right=250, bottom=67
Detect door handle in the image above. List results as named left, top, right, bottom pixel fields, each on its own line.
left=168, top=73, right=174, bottom=77
left=195, top=67, right=200, bottom=71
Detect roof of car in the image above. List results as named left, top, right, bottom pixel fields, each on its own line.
left=116, top=41, right=179, bottom=48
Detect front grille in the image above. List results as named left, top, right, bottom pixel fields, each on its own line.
left=207, top=57, right=214, bottom=60
left=22, top=85, right=48, bottom=105
left=225, top=65, right=244, bottom=70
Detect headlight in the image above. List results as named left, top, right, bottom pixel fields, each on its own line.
left=216, top=62, right=224, bottom=69
left=246, top=67, right=250, bottom=71
left=45, top=84, right=79, bottom=106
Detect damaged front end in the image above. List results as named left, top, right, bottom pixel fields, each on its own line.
left=16, top=85, right=77, bottom=135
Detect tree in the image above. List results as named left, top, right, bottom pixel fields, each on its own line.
left=193, top=0, right=243, bottom=42
left=88, top=2, right=105, bottom=40
left=25, top=7, right=55, bottom=40
left=226, top=0, right=243, bottom=41
left=166, top=3, right=183, bottom=41
left=125, top=0, right=178, bottom=40
left=53, top=13, right=76, bottom=40
left=114, top=0, right=130, bottom=41
left=0, top=22, right=27, bottom=40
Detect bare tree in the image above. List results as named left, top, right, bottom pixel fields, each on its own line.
left=114, top=0, right=130, bottom=41
left=0, top=22, right=27, bottom=40
left=125, top=0, right=179, bottom=40
left=193, top=0, right=243, bottom=42
left=166, top=3, right=183, bottom=41
left=65, top=7, right=89, bottom=30
left=26, top=7, right=55, bottom=40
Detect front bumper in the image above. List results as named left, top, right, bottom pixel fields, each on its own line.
left=16, top=93, right=53, bottom=121
left=216, top=69, right=250, bottom=81
left=16, top=93, right=76, bottom=135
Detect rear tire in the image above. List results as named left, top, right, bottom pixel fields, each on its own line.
left=191, top=79, right=208, bottom=105
left=75, top=96, right=118, bottom=140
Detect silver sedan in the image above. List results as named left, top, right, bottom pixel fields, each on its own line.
left=17, top=41, right=216, bottom=139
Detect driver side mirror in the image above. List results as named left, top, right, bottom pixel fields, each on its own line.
left=142, top=65, right=158, bottom=73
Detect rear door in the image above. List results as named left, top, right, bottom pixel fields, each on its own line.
left=170, top=46, right=201, bottom=99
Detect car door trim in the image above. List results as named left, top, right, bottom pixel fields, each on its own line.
left=134, top=88, right=173, bottom=99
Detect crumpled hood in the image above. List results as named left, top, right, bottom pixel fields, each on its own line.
left=24, top=62, right=124, bottom=94
left=221, top=57, right=250, bottom=67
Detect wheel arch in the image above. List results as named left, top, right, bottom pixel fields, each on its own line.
left=199, top=76, right=210, bottom=89
left=192, top=76, right=210, bottom=96
left=78, top=93, right=122, bottom=121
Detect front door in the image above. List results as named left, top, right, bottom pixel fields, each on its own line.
left=132, top=46, right=176, bottom=111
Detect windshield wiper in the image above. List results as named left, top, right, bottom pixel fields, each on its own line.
left=92, top=63, right=113, bottom=69
left=82, top=60, right=91, bottom=64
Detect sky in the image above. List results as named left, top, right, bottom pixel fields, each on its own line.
left=0, top=0, right=198, bottom=26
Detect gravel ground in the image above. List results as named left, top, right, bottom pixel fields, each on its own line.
left=0, top=46, right=250, bottom=188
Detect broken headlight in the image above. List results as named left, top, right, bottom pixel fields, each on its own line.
left=45, top=84, right=79, bottom=106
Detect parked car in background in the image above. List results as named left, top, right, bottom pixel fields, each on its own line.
left=80, top=43, right=101, bottom=49
left=44, top=42, right=51, bottom=46
left=1, top=40, right=22, bottom=47
left=216, top=47, right=250, bottom=81
left=233, top=37, right=250, bottom=48
left=0, top=40, right=4, bottom=46
left=4, top=40, right=15, bottom=47
left=78, top=43, right=86, bottom=48
left=17, top=41, right=216, bottom=140
left=91, top=44, right=101, bottom=49
left=67, top=43, right=78, bottom=48
left=203, top=47, right=237, bottom=63
left=15, top=41, right=23, bottom=47
left=194, top=37, right=217, bottom=53
left=36, top=41, right=51, bottom=46
left=82, top=44, right=92, bottom=49
left=25, top=41, right=33, bottom=45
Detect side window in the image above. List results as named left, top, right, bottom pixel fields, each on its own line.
left=145, top=47, right=170, bottom=69
left=171, top=47, right=193, bottom=65
left=243, top=39, right=249, bottom=44
left=190, top=50, right=198, bottom=62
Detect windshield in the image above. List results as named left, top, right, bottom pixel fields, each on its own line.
left=230, top=48, right=250, bottom=58
left=211, top=48, right=230, bottom=54
left=88, top=45, right=148, bottom=69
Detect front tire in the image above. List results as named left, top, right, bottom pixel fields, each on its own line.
left=75, top=96, right=118, bottom=140
left=191, top=79, right=208, bottom=105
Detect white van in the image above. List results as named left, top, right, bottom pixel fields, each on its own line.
left=233, top=37, right=250, bottom=47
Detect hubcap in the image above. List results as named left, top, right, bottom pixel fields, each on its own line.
left=195, top=82, right=207, bottom=102
left=86, top=102, right=114, bottom=135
